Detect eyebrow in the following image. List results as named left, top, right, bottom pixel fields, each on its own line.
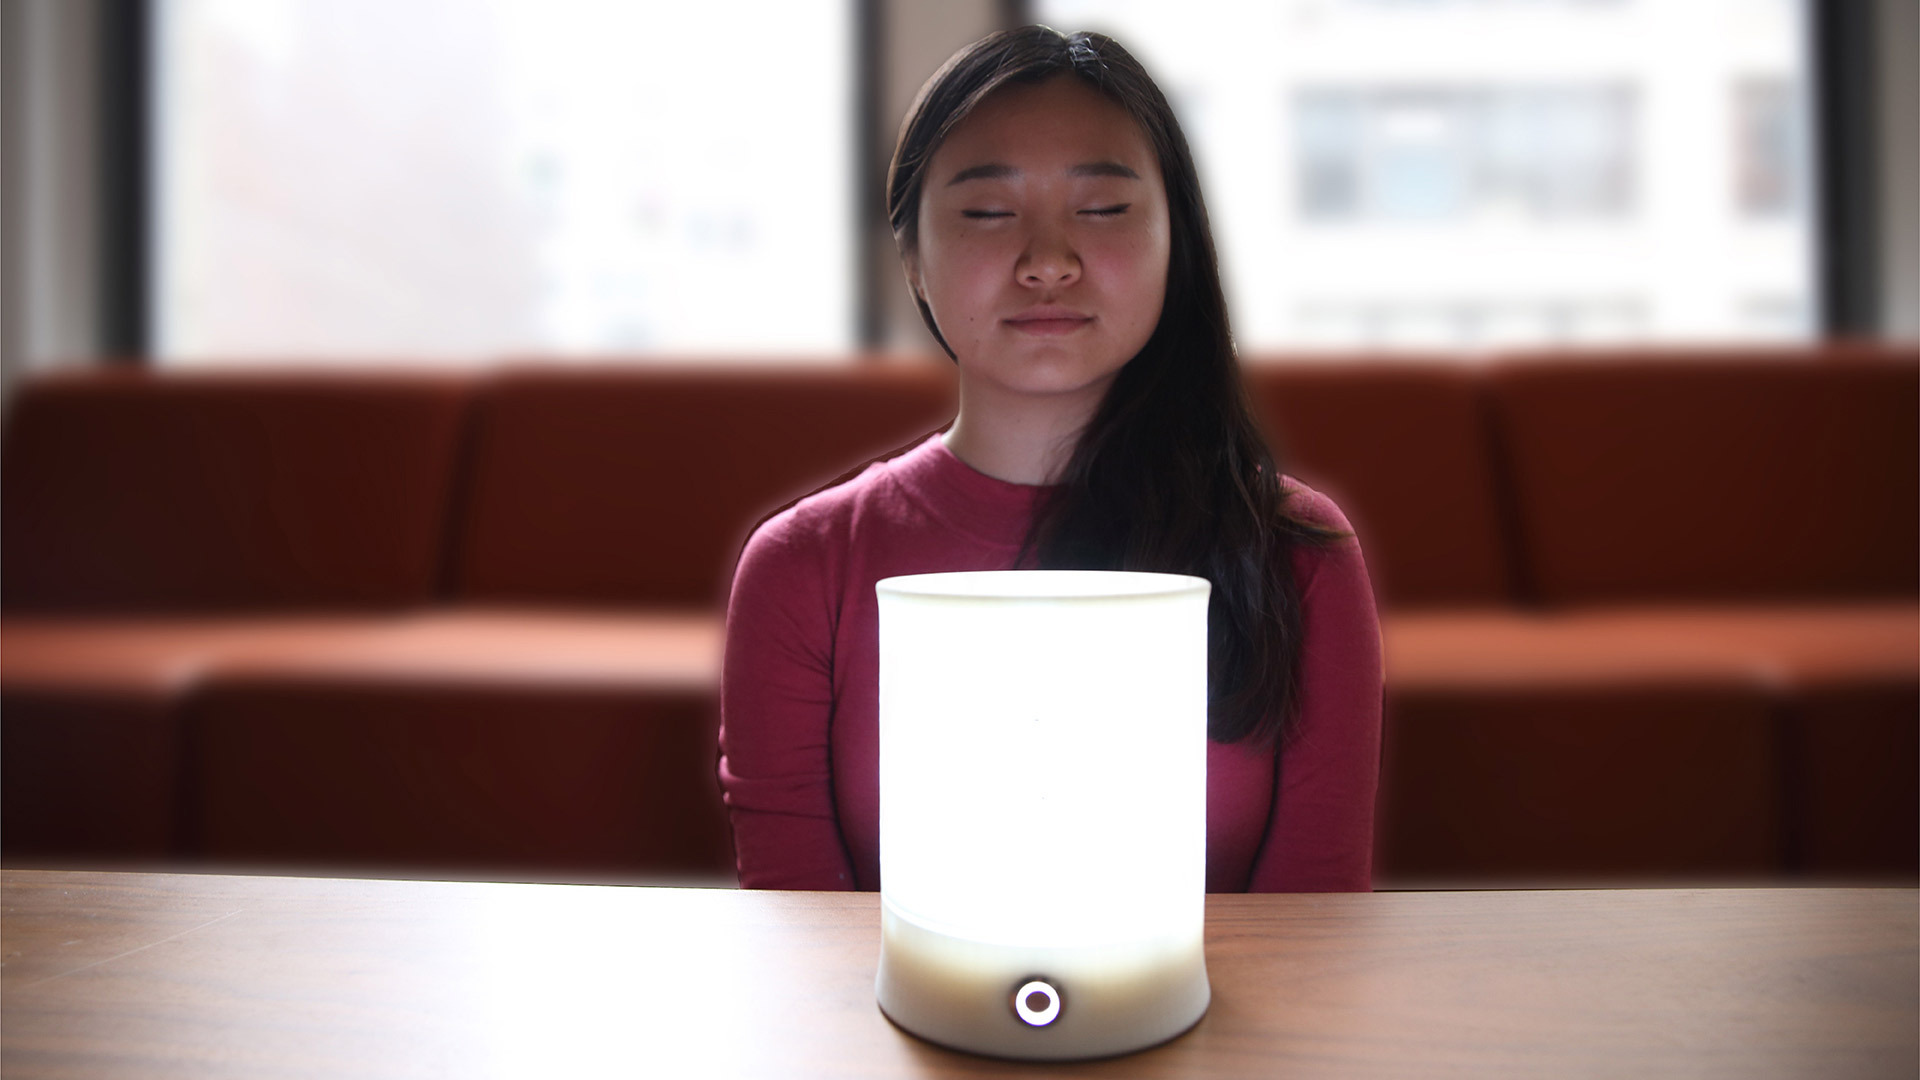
left=944, top=161, right=1142, bottom=186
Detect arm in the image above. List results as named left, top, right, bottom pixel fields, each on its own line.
left=1246, top=507, right=1385, bottom=892
left=716, top=514, right=857, bottom=889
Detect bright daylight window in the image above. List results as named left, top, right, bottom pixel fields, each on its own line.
left=1037, top=0, right=1818, bottom=351
left=155, top=0, right=853, bottom=364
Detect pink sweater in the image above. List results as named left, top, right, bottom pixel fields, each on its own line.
left=718, top=433, right=1383, bottom=892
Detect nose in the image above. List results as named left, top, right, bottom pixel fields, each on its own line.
left=1017, top=225, right=1080, bottom=289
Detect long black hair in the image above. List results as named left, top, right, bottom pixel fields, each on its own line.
left=887, top=26, right=1344, bottom=748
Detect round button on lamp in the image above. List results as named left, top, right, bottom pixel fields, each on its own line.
left=874, top=570, right=1212, bottom=1061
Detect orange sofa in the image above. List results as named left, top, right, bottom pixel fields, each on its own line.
left=4, top=345, right=1914, bottom=887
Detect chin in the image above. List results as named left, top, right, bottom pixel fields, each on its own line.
left=1002, top=367, right=1125, bottom=399
left=975, top=353, right=1098, bottom=390
left=955, top=340, right=1133, bottom=401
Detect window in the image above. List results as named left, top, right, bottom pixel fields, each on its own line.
left=155, top=0, right=853, bottom=364
left=1295, top=86, right=1636, bottom=223
left=1037, top=0, right=1818, bottom=350
left=1734, top=77, right=1803, bottom=219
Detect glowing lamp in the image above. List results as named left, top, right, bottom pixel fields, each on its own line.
left=874, top=570, right=1211, bottom=1061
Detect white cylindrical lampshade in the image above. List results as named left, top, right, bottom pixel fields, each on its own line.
left=873, top=570, right=1211, bottom=1061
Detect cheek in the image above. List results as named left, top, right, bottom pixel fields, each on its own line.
left=920, top=241, right=1009, bottom=327
left=1089, top=234, right=1170, bottom=313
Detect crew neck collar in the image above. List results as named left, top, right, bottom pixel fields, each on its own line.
left=888, top=433, right=1057, bottom=547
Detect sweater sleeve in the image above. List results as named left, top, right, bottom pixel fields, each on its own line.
left=716, top=510, right=857, bottom=889
left=1246, top=491, right=1385, bottom=892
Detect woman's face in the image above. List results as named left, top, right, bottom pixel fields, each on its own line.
left=906, top=75, right=1171, bottom=405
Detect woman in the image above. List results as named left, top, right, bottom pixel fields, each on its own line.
left=718, top=26, right=1382, bottom=892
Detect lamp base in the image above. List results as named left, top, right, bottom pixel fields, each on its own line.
left=874, top=901, right=1210, bottom=1061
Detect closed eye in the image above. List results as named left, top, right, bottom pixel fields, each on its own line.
left=961, top=210, right=1013, bottom=219
left=1082, top=204, right=1131, bottom=216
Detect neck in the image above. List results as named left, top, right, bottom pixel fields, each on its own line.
left=941, top=377, right=1110, bottom=486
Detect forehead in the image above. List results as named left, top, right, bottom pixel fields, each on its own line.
left=930, top=75, right=1160, bottom=181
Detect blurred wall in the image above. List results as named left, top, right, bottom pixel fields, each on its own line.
left=1, top=0, right=105, bottom=417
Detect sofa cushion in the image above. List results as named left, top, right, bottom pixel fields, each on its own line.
left=181, top=680, right=733, bottom=882
left=0, top=370, right=474, bottom=613
left=0, top=614, right=404, bottom=699
left=170, top=607, right=726, bottom=880
left=1785, top=685, right=1919, bottom=880
left=0, top=609, right=724, bottom=697
left=0, top=614, right=422, bottom=864
left=1243, top=359, right=1514, bottom=608
left=1381, top=602, right=1919, bottom=692
left=1487, top=346, right=1920, bottom=605
left=184, top=607, right=723, bottom=689
left=1, top=694, right=180, bottom=862
left=1379, top=602, right=1919, bottom=885
left=1376, top=685, right=1783, bottom=886
left=451, top=364, right=957, bottom=607
left=2, top=608, right=728, bottom=879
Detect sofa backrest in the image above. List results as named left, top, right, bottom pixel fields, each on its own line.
left=450, top=363, right=958, bottom=608
left=10, top=348, right=1909, bottom=615
left=0, top=369, right=474, bottom=614
left=1243, top=359, right=1516, bottom=608
left=1488, top=345, right=1920, bottom=605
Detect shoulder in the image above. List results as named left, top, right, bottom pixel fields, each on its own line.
left=733, top=439, right=927, bottom=582
left=1277, top=475, right=1374, bottom=602
left=725, top=455, right=885, bottom=646
left=1276, top=477, right=1383, bottom=741
left=1278, top=475, right=1357, bottom=538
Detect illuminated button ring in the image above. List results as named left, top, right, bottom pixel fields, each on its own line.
left=1012, top=979, right=1062, bottom=1027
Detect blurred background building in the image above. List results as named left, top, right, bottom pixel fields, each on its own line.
left=3, top=0, right=1915, bottom=396
left=1047, top=0, right=1824, bottom=348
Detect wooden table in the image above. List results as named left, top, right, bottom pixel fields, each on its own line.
left=2, top=871, right=1913, bottom=1078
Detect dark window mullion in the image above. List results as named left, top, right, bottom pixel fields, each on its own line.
left=857, top=0, right=885, bottom=352
left=98, top=0, right=149, bottom=363
left=1815, top=0, right=1880, bottom=337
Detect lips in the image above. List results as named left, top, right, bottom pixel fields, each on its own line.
left=1005, top=307, right=1093, bottom=335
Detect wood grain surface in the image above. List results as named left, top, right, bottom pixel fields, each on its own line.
left=2, top=871, right=1913, bottom=1079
